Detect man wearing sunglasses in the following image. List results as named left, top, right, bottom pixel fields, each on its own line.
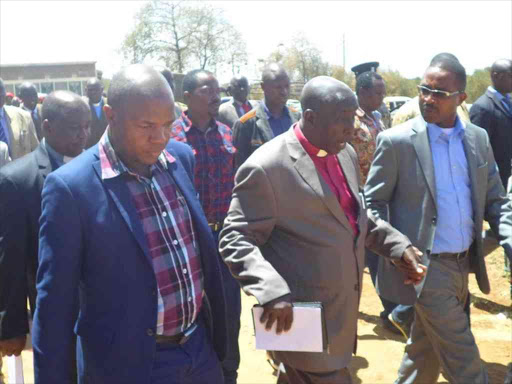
left=365, top=57, right=512, bottom=383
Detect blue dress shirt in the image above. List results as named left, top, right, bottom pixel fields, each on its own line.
left=428, top=118, right=474, bottom=253
left=261, top=100, right=292, bottom=138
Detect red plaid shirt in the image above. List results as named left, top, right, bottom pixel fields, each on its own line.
left=171, top=112, right=236, bottom=224
left=99, top=131, right=203, bottom=336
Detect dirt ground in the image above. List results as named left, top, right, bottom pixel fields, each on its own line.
left=3, top=241, right=511, bottom=384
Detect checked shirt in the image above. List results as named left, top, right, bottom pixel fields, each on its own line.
left=99, top=131, right=203, bottom=336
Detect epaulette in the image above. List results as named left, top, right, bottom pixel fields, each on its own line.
left=239, top=109, right=257, bottom=123
left=288, top=106, right=298, bottom=113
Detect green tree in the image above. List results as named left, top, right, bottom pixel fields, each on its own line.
left=380, top=69, right=419, bottom=97
left=466, top=68, right=491, bottom=103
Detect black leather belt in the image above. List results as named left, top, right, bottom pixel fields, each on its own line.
left=208, top=222, right=223, bottom=232
left=430, top=250, right=469, bottom=260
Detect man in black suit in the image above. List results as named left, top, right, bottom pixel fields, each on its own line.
left=0, top=91, right=90, bottom=364
left=84, top=78, right=108, bottom=148
left=470, top=59, right=512, bottom=188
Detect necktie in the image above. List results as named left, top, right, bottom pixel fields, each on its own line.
left=241, top=102, right=251, bottom=114
left=503, top=96, right=512, bottom=116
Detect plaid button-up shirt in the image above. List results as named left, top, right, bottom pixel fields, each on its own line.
left=171, top=112, right=236, bottom=225
left=99, top=131, right=203, bottom=336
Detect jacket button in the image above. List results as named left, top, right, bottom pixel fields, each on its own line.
left=354, top=283, right=359, bottom=291
left=432, top=217, right=437, bottom=224
left=147, top=328, right=154, bottom=336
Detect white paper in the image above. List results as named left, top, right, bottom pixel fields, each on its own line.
left=252, top=305, right=324, bottom=352
left=6, top=355, right=24, bottom=384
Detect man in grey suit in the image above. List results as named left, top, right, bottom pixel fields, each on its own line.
left=218, top=75, right=255, bottom=128
left=365, top=57, right=512, bottom=383
left=220, top=76, right=425, bottom=383
left=232, top=64, right=301, bottom=168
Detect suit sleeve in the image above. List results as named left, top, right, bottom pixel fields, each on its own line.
left=232, top=120, right=251, bottom=169
left=469, top=102, right=493, bottom=138
left=219, top=161, right=290, bottom=305
left=365, top=210, right=411, bottom=260
left=364, top=132, right=398, bottom=222
left=32, top=173, right=82, bottom=384
left=480, top=133, right=512, bottom=263
left=0, top=174, right=30, bottom=340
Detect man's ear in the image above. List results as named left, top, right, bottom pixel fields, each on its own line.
left=302, top=109, right=316, bottom=125
left=457, top=92, right=467, bottom=106
left=103, top=104, right=115, bottom=125
left=42, top=119, right=51, bottom=136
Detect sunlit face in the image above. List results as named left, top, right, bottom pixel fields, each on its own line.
left=46, top=105, right=91, bottom=157
left=262, top=75, right=290, bottom=108
left=308, top=95, right=359, bottom=154
left=360, top=78, right=386, bottom=112
left=185, top=73, right=222, bottom=119
left=21, top=87, right=38, bottom=111
left=106, top=91, right=175, bottom=172
left=419, top=67, right=466, bottom=128
left=86, top=83, right=104, bottom=104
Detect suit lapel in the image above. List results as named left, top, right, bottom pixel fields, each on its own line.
left=286, top=130, right=353, bottom=232
left=255, top=106, right=275, bottom=142
left=411, top=120, right=437, bottom=207
left=34, top=143, right=53, bottom=183
left=92, top=158, right=153, bottom=266
left=488, top=89, right=512, bottom=118
left=461, top=124, right=479, bottom=208
left=4, top=109, right=15, bottom=145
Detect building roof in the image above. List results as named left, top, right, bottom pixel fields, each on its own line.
left=0, top=61, right=96, bottom=68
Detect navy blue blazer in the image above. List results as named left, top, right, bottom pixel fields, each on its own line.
left=32, top=140, right=228, bottom=384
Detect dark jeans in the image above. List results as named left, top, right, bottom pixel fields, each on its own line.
left=150, top=322, right=224, bottom=384
left=212, top=229, right=242, bottom=384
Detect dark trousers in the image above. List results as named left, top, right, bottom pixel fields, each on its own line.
left=212, top=229, right=242, bottom=384
left=150, top=322, right=224, bottom=384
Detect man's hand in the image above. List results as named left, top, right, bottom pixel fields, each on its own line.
left=260, top=295, right=293, bottom=334
left=0, top=335, right=27, bottom=356
left=394, top=246, right=427, bottom=285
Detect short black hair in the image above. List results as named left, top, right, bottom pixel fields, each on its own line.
left=355, top=71, right=383, bottom=95
left=182, top=69, right=213, bottom=93
left=42, top=91, right=89, bottom=122
left=430, top=52, right=460, bottom=65
left=19, top=82, right=37, bottom=99
left=430, top=58, right=467, bottom=91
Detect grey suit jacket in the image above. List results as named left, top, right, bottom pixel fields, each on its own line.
left=217, top=99, right=257, bottom=128
left=220, top=127, right=411, bottom=372
left=232, top=103, right=301, bottom=168
left=3, top=106, right=39, bottom=160
left=365, top=116, right=512, bottom=305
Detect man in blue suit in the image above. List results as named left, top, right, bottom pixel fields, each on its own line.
left=32, top=64, right=228, bottom=384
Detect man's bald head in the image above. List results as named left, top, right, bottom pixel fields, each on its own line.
left=301, top=76, right=355, bottom=113
left=19, top=82, right=38, bottom=111
left=300, top=76, right=358, bottom=154
left=107, top=64, right=174, bottom=112
left=42, top=91, right=91, bottom=157
left=491, top=59, right=512, bottom=94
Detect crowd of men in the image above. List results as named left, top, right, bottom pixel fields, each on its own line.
left=0, top=53, right=511, bottom=384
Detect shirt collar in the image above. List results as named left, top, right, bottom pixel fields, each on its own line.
left=98, top=128, right=175, bottom=180
left=488, top=86, right=508, bottom=101
left=262, top=99, right=289, bottom=120
left=427, top=116, right=465, bottom=143
left=294, top=123, right=329, bottom=158
left=182, top=111, right=218, bottom=133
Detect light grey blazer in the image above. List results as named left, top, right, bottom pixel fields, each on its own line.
left=220, top=127, right=411, bottom=372
left=365, top=116, right=512, bottom=305
left=217, top=99, right=257, bottom=128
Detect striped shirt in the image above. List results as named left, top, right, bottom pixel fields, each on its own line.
left=99, top=130, right=203, bottom=336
